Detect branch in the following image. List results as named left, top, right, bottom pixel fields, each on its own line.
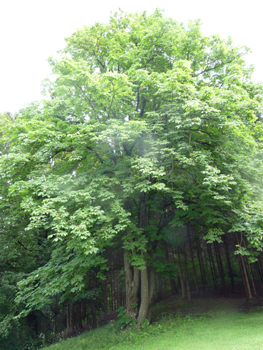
left=139, top=97, right=146, bottom=118
left=96, top=58, right=105, bottom=69
left=193, top=58, right=236, bottom=77
left=122, top=138, right=139, bottom=156
left=87, top=146, right=104, bottom=164
left=17, top=241, right=29, bottom=251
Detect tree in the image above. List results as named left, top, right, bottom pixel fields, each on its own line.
left=0, top=9, right=263, bottom=332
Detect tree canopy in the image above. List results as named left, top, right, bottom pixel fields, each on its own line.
left=1, top=9, right=263, bottom=344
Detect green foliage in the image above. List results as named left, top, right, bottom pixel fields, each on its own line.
left=0, top=7, right=263, bottom=344
left=109, top=307, right=137, bottom=330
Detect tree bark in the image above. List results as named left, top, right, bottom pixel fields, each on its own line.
left=256, top=262, right=263, bottom=290
left=246, top=257, right=257, bottom=297
left=187, top=227, right=199, bottom=293
left=240, top=254, right=252, bottom=300
left=67, top=304, right=70, bottom=329
left=124, top=249, right=139, bottom=318
left=223, top=235, right=235, bottom=293
left=197, top=245, right=205, bottom=294
left=146, top=265, right=155, bottom=322
left=183, top=243, right=191, bottom=302
left=214, top=241, right=226, bottom=295
left=137, top=264, right=149, bottom=327
left=92, top=304, right=97, bottom=329
left=235, top=233, right=252, bottom=300
left=207, top=243, right=218, bottom=293
left=165, top=244, right=177, bottom=295
left=76, top=303, right=82, bottom=329
left=137, top=259, right=155, bottom=328
left=104, top=278, right=108, bottom=314
left=176, top=251, right=186, bottom=298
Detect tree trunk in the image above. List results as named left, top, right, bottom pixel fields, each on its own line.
left=124, top=249, right=139, bottom=318
left=146, top=265, right=155, bottom=322
left=117, top=276, right=122, bottom=308
left=76, top=303, right=82, bottom=329
left=246, top=257, right=257, bottom=297
left=176, top=251, right=186, bottom=298
left=183, top=243, right=191, bottom=302
left=137, top=264, right=149, bottom=327
left=110, top=270, right=113, bottom=311
left=137, top=259, right=155, bottom=328
left=165, top=244, right=177, bottom=295
left=240, top=254, right=252, bottom=300
left=70, top=304, right=75, bottom=331
left=235, top=233, right=252, bottom=300
left=187, top=227, right=199, bottom=293
left=104, top=279, right=108, bottom=314
left=256, top=262, right=263, bottom=290
left=214, top=241, right=227, bottom=295
left=197, top=246, right=205, bottom=293
left=207, top=243, right=218, bottom=293
left=113, top=270, right=117, bottom=310
left=223, top=235, right=235, bottom=293
left=67, top=304, right=70, bottom=329
left=92, top=304, right=97, bottom=329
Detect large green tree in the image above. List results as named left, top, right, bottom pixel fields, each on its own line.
left=1, top=9, right=263, bottom=330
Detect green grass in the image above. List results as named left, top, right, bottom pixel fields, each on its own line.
left=42, top=309, right=263, bottom=350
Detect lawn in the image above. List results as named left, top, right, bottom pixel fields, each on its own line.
left=42, top=298, right=263, bottom=350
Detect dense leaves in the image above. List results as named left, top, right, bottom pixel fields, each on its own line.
left=0, top=9, right=263, bottom=342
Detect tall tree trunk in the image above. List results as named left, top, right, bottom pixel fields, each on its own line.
left=197, top=246, right=205, bottom=294
left=67, top=304, right=70, bottom=329
left=187, top=226, right=199, bottom=293
left=117, top=275, right=122, bottom=308
left=157, top=275, right=163, bottom=298
left=92, top=304, right=97, bottom=329
left=146, top=265, right=155, bottom=322
left=214, top=241, right=226, bottom=295
left=137, top=258, right=155, bottom=328
left=136, top=190, right=156, bottom=327
left=124, top=249, right=139, bottom=318
left=246, top=257, right=257, bottom=297
left=165, top=244, right=177, bottom=295
left=240, top=254, right=252, bottom=300
left=256, top=262, right=263, bottom=290
left=113, top=270, right=117, bottom=310
left=70, top=304, right=75, bottom=331
left=176, top=251, right=186, bottom=298
left=243, top=239, right=257, bottom=297
left=207, top=243, right=218, bottom=293
left=110, top=270, right=113, bottom=311
left=104, top=279, right=108, bottom=314
left=183, top=243, right=191, bottom=302
left=54, top=307, right=57, bottom=334
left=137, top=263, right=149, bottom=327
left=76, top=303, right=82, bottom=329
left=259, top=253, right=263, bottom=275
left=223, top=235, right=235, bottom=293
left=235, top=233, right=252, bottom=300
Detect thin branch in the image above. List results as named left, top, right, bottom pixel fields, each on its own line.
left=193, top=58, right=237, bottom=77
left=87, top=146, right=104, bottom=164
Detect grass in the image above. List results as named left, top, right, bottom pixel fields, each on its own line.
left=42, top=305, right=263, bottom=350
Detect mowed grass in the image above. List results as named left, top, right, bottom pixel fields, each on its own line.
left=42, top=308, right=263, bottom=350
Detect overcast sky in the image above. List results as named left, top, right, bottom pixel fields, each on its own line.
left=0, top=0, right=262, bottom=114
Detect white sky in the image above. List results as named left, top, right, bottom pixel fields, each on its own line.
left=0, top=0, right=262, bottom=114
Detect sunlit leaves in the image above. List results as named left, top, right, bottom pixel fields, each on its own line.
left=0, top=9, right=263, bottom=324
